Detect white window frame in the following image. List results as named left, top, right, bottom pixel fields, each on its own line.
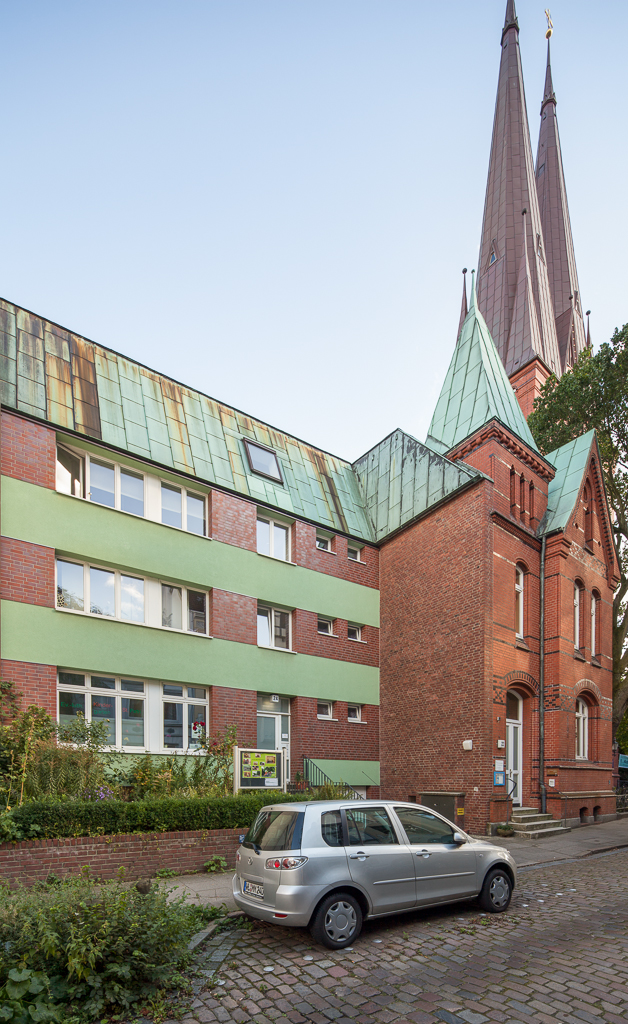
left=317, top=700, right=333, bottom=720
left=317, top=616, right=334, bottom=635
left=347, top=623, right=363, bottom=642
left=347, top=704, right=362, bottom=722
left=256, top=515, right=291, bottom=562
left=591, top=593, right=598, bottom=659
left=55, top=443, right=209, bottom=538
left=574, top=582, right=583, bottom=650
left=243, top=439, right=283, bottom=483
left=515, top=566, right=524, bottom=639
left=257, top=605, right=292, bottom=651
left=575, top=698, right=589, bottom=760
left=161, top=683, right=210, bottom=753
left=57, top=671, right=149, bottom=752
left=316, top=535, right=332, bottom=552
left=347, top=545, right=363, bottom=562
left=55, top=558, right=210, bottom=637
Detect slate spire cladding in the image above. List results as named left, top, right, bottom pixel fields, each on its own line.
left=427, top=271, right=538, bottom=455
left=477, top=0, right=561, bottom=381
left=535, top=40, right=587, bottom=371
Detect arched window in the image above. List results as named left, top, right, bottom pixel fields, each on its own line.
left=575, top=698, right=588, bottom=759
left=515, top=564, right=525, bottom=639
left=519, top=475, right=526, bottom=520
left=574, top=581, right=584, bottom=650
left=591, top=590, right=601, bottom=660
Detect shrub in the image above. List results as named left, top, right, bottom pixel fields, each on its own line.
left=0, top=875, right=203, bottom=1017
left=8, top=791, right=303, bottom=840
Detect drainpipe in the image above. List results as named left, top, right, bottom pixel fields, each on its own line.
left=539, top=533, right=547, bottom=814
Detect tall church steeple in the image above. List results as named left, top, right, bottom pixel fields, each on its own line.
left=535, top=39, right=586, bottom=372
left=477, top=0, right=561, bottom=416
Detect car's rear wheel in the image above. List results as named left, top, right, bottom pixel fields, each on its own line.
left=309, top=892, right=363, bottom=949
left=477, top=867, right=512, bottom=912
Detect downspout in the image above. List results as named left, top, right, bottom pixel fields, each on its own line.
left=539, top=533, right=547, bottom=814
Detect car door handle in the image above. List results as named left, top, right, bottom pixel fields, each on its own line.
left=349, top=852, right=369, bottom=860
left=416, top=850, right=431, bottom=858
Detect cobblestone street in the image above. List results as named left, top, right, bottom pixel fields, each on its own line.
left=176, top=849, right=628, bottom=1024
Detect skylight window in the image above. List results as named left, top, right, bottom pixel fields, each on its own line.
left=244, top=440, right=283, bottom=483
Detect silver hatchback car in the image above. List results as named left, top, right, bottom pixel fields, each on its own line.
left=233, top=800, right=516, bottom=948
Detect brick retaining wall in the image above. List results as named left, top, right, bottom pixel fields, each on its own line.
left=0, top=827, right=244, bottom=886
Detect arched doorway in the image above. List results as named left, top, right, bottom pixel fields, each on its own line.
left=506, top=690, right=523, bottom=806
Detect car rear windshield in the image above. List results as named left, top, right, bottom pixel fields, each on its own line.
left=243, top=809, right=302, bottom=851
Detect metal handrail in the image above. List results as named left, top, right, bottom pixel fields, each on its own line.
left=290, top=758, right=364, bottom=800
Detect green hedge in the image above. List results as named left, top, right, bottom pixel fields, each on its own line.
left=8, top=791, right=304, bottom=841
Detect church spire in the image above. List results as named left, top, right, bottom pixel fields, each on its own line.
left=457, top=268, right=468, bottom=339
left=476, top=0, right=561, bottom=383
left=535, top=35, right=586, bottom=372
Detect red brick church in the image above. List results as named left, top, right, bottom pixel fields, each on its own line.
left=375, top=1, right=619, bottom=832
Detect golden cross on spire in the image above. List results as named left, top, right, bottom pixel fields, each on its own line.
left=545, top=9, right=553, bottom=39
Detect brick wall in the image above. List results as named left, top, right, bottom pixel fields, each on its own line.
left=210, top=490, right=256, bottom=551
left=291, top=609, right=379, bottom=667
left=292, top=521, right=379, bottom=588
left=379, top=481, right=493, bottom=833
left=1, top=411, right=56, bottom=489
left=1, top=538, right=54, bottom=607
left=0, top=827, right=244, bottom=887
left=0, top=660, right=57, bottom=716
left=210, top=685, right=257, bottom=748
left=211, top=590, right=257, bottom=645
left=290, top=696, right=379, bottom=779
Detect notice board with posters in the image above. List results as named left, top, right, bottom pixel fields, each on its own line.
left=234, top=747, right=285, bottom=792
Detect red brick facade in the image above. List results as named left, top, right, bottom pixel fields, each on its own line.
left=292, top=609, right=378, bottom=666
left=0, top=660, right=57, bottom=717
left=1, top=411, right=56, bottom=489
left=1, top=537, right=55, bottom=607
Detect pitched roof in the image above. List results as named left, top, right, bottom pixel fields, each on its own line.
left=353, top=428, right=483, bottom=544
left=0, top=298, right=375, bottom=542
left=539, top=429, right=595, bottom=535
left=426, top=274, right=539, bottom=453
left=535, top=40, right=586, bottom=372
left=476, top=0, right=561, bottom=378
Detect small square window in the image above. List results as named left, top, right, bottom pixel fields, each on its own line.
left=317, top=617, right=333, bottom=635
left=347, top=546, right=362, bottom=561
left=348, top=704, right=362, bottom=722
left=317, top=701, right=333, bottom=719
left=316, top=536, right=330, bottom=551
left=244, top=440, right=283, bottom=483
left=347, top=624, right=362, bottom=642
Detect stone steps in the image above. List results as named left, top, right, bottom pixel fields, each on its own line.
left=508, top=807, right=571, bottom=840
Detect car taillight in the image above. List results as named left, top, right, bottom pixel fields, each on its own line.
left=235, top=851, right=240, bottom=862
left=265, top=857, right=308, bottom=870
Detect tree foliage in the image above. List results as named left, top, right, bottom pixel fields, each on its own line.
left=528, top=324, right=628, bottom=731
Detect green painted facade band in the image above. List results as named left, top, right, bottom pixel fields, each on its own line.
left=308, top=759, right=381, bottom=787
left=1, top=601, right=380, bottom=705
left=1, top=476, right=379, bottom=627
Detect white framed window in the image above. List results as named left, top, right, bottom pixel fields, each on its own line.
left=347, top=623, right=362, bottom=642
left=56, top=558, right=209, bottom=636
left=347, top=545, right=363, bottom=562
left=575, top=698, right=588, bottom=760
left=317, top=616, right=333, bottom=635
left=591, top=592, right=599, bottom=659
left=317, top=701, right=333, bottom=719
left=243, top=439, right=283, bottom=483
left=57, top=671, right=209, bottom=753
left=347, top=704, right=362, bottom=722
left=55, top=444, right=208, bottom=537
left=257, top=516, right=290, bottom=561
left=574, top=581, right=583, bottom=650
left=257, top=605, right=291, bottom=650
left=515, top=565, right=525, bottom=639
left=316, top=535, right=331, bottom=552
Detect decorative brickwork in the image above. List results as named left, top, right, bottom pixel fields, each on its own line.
left=0, top=828, right=244, bottom=887
left=1, top=538, right=55, bottom=607
left=1, top=411, right=56, bottom=489
left=0, top=661, right=57, bottom=717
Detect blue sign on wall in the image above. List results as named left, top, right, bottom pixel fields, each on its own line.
left=493, top=771, right=506, bottom=786
left=619, top=753, right=628, bottom=769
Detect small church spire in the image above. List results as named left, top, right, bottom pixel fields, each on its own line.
left=457, top=268, right=468, bottom=339
left=586, top=310, right=592, bottom=349
left=535, top=14, right=586, bottom=372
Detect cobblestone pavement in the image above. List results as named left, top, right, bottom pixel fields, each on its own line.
left=172, top=849, right=628, bottom=1024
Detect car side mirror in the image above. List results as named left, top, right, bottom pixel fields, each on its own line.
left=452, top=832, right=466, bottom=845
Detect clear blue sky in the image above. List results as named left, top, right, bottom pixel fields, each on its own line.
left=1, top=1, right=625, bottom=461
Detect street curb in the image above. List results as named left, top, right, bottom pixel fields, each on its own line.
left=517, top=841, right=628, bottom=871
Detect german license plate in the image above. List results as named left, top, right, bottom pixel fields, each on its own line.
left=243, top=880, right=264, bottom=898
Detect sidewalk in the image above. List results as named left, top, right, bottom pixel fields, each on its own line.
left=166, top=817, right=628, bottom=910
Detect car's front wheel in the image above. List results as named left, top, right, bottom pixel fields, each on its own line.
left=309, top=892, right=363, bottom=949
left=477, top=867, right=512, bottom=912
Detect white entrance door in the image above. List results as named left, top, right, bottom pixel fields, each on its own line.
left=506, top=691, right=522, bottom=805
left=257, top=694, right=291, bottom=782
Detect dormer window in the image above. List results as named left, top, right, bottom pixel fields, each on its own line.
left=244, top=440, right=283, bottom=483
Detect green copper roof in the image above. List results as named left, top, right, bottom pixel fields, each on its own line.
left=426, top=274, right=539, bottom=454
left=353, top=428, right=483, bottom=543
left=0, top=298, right=375, bottom=542
left=539, top=429, right=595, bottom=536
